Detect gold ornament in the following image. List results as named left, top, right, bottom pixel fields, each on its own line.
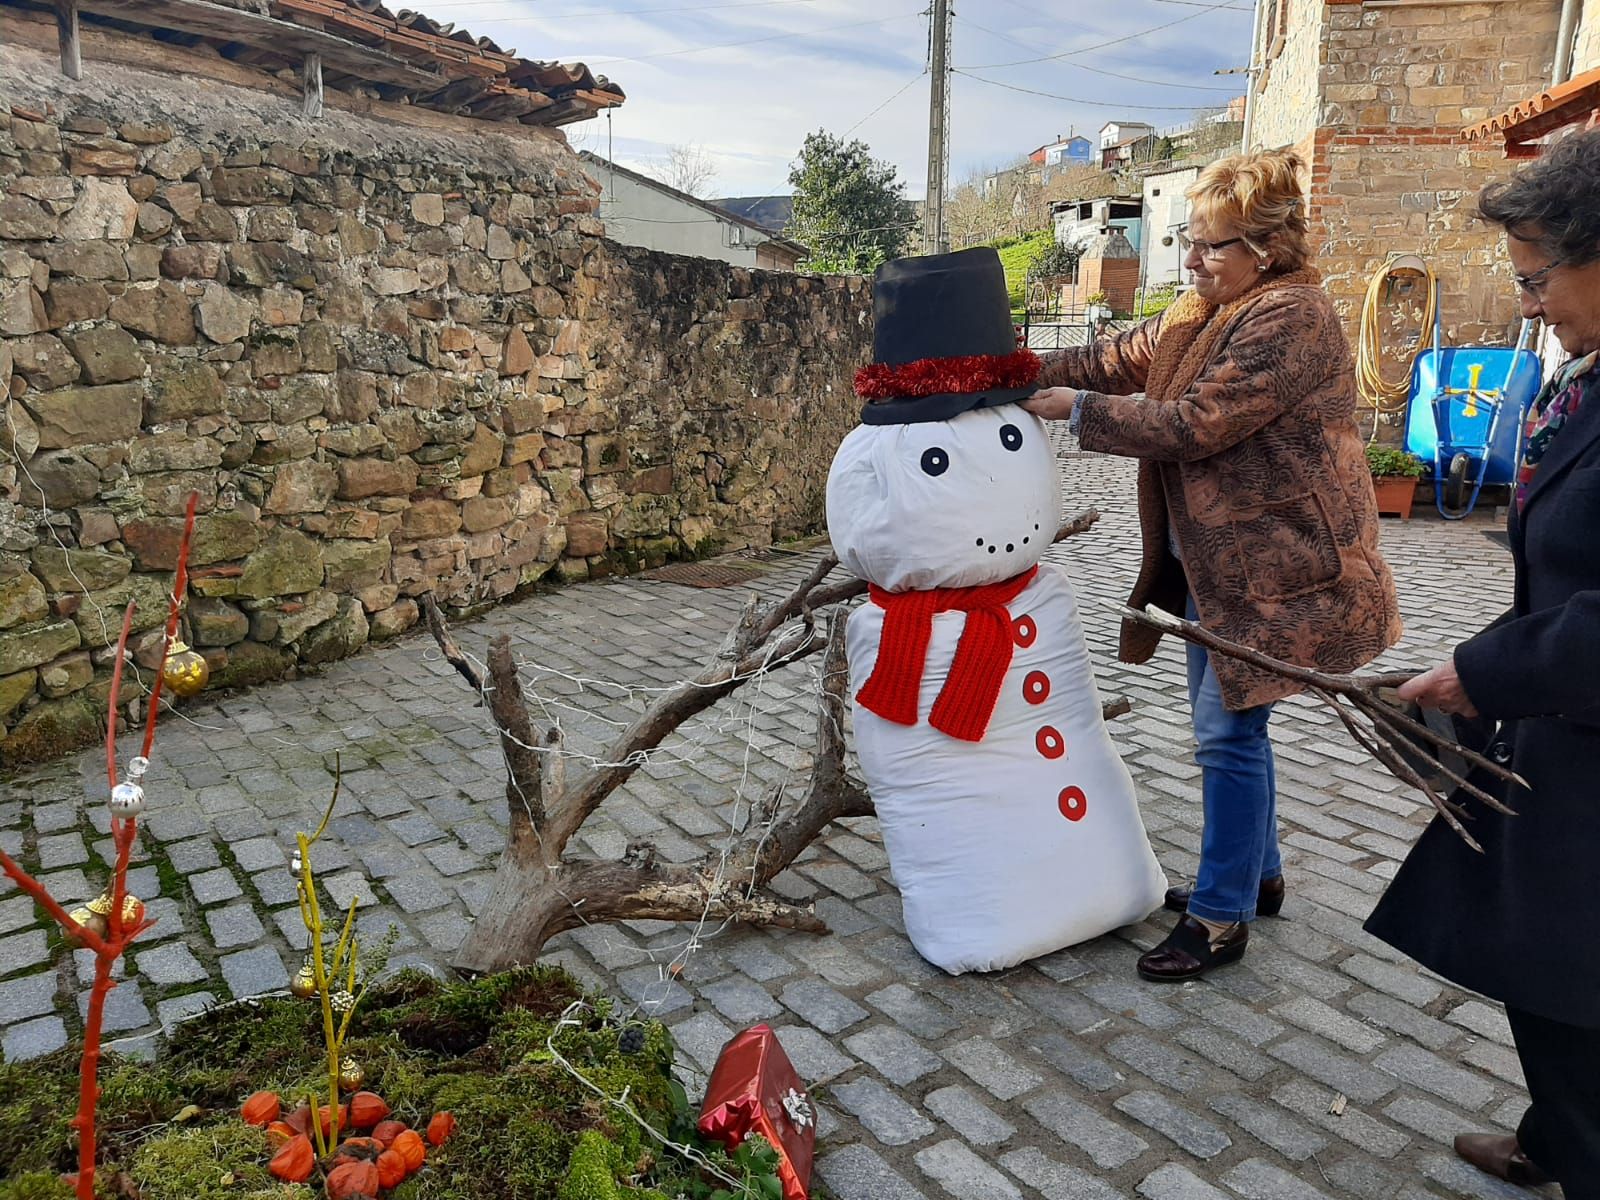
left=338, top=1058, right=364, bottom=1091
left=66, top=906, right=108, bottom=945
left=162, top=640, right=209, bottom=699
left=85, top=891, right=143, bottom=928
left=290, top=962, right=317, bottom=1000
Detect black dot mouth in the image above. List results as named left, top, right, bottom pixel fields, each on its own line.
left=976, top=538, right=984, bottom=546
left=1005, top=543, right=1015, bottom=553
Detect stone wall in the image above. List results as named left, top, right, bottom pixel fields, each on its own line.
left=1249, top=0, right=1326, bottom=154
left=0, top=35, right=869, bottom=763
left=1251, top=0, right=1562, bottom=358
left=1574, top=0, right=1600, bottom=76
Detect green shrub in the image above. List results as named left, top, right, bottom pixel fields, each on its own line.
left=1365, top=445, right=1427, bottom=478
left=0, top=967, right=712, bottom=1200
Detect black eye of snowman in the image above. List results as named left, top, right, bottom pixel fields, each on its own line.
left=920, top=447, right=949, bottom=476
left=999, top=424, right=1023, bottom=452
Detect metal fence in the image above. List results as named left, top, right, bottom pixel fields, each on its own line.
left=1019, top=317, right=1133, bottom=351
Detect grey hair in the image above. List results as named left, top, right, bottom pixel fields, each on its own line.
left=1478, top=129, right=1600, bottom=267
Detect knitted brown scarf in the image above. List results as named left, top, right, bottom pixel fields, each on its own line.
left=1144, top=266, right=1324, bottom=406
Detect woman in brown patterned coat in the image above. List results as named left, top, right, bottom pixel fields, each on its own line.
left=1023, top=149, right=1401, bottom=981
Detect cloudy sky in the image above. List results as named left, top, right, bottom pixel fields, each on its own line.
left=428, top=0, right=1256, bottom=198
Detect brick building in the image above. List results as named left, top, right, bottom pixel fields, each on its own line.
left=1246, top=0, right=1576, bottom=348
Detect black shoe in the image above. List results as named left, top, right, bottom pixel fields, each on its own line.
left=1453, top=1133, right=1554, bottom=1187
left=1163, top=875, right=1284, bottom=917
left=1137, top=914, right=1249, bottom=982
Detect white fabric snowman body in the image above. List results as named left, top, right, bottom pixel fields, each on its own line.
left=827, top=403, right=1168, bottom=974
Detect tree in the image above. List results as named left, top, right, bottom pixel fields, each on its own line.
left=649, top=143, right=718, bottom=198
left=787, top=130, right=916, bottom=274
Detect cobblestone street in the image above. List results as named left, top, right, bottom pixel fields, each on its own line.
left=1, top=449, right=1543, bottom=1200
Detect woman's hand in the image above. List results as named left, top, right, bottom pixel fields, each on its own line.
left=1397, top=659, right=1479, bottom=718
left=1021, top=388, right=1078, bottom=422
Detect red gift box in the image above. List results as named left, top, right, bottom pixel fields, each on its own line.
left=697, top=1023, right=816, bottom=1200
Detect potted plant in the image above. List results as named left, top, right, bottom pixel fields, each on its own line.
left=1365, top=444, right=1427, bottom=519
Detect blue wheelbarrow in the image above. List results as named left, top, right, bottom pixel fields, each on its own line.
left=1405, top=300, right=1542, bottom=520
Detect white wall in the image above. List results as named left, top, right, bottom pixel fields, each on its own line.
left=593, top=164, right=766, bottom=268
left=1141, top=167, right=1198, bottom=288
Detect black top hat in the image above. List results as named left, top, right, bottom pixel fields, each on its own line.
left=854, top=247, right=1041, bottom=425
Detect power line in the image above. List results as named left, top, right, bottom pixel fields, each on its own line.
left=955, top=14, right=1235, bottom=90
left=958, top=0, right=1242, bottom=71
left=953, top=70, right=1222, bottom=111
left=582, top=9, right=923, bottom=65
left=843, top=70, right=927, bottom=136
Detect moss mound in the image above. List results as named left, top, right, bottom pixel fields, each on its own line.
left=0, top=966, right=760, bottom=1200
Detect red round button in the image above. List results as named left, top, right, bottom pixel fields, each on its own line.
left=1023, top=671, right=1050, bottom=705
left=1035, top=725, right=1065, bottom=759
left=1058, top=786, right=1088, bottom=822
left=1013, top=615, right=1037, bottom=647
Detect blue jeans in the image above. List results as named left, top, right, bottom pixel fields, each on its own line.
left=1185, top=597, right=1282, bottom=924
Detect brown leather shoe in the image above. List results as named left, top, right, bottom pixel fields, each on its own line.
left=1164, top=875, right=1285, bottom=917
left=1136, top=914, right=1249, bottom=982
left=1453, top=1133, right=1553, bottom=1187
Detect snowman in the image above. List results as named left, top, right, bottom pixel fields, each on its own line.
left=827, top=248, right=1167, bottom=975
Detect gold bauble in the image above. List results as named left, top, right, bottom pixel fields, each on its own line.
left=162, top=641, right=209, bottom=698
left=66, top=906, right=108, bottom=946
left=290, top=963, right=318, bottom=1000
left=85, top=891, right=143, bottom=929
left=338, top=1058, right=364, bottom=1091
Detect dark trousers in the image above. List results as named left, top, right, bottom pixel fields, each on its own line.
left=1508, top=1005, right=1600, bottom=1198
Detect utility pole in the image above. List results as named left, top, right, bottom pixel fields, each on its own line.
left=924, top=0, right=952, bottom=255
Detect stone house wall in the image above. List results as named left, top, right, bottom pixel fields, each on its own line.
left=0, top=37, right=869, bottom=763
left=1250, top=0, right=1563, bottom=359
left=1574, top=0, right=1600, bottom=76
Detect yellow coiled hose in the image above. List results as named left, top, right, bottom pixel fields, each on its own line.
left=1356, top=255, right=1436, bottom=438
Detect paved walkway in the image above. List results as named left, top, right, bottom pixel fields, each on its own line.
left=1, top=449, right=1545, bottom=1200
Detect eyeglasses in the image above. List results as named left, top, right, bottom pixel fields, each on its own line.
left=1513, top=259, right=1561, bottom=300
left=1176, top=230, right=1245, bottom=259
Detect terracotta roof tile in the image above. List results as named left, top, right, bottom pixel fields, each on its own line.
left=67, top=0, right=625, bottom=126
left=1463, top=66, right=1600, bottom=157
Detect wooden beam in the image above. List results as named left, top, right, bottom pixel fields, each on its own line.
left=302, top=52, right=323, bottom=118
left=55, top=0, right=81, bottom=79
left=79, top=0, right=446, bottom=89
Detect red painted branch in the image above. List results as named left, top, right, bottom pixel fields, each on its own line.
left=74, top=950, right=114, bottom=1200
left=142, top=490, right=198, bottom=759
left=0, top=850, right=107, bottom=955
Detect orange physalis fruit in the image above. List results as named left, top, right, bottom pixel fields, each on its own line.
left=391, top=1128, right=426, bottom=1172
left=325, top=1159, right=380, bottom=1200
left=371, top=1119, right=408, bottom=1146
left=265, top=1121, right=297, bottom=1149
left=426, top=1111, right=456, bottom=1146
left=282, top=1104, right=312, bottom=1136
left=240, top=1090, right=280, bottom=1127
left=347, top=1091, right=390, bottom=1130
left=269, top=1134, right=314, bottom=1184
left=377, top=1149, right=407, bottom=1190
left=332, top=1137, right=383, bottom=1165
left=316, top=1104, right=344, bottom=1140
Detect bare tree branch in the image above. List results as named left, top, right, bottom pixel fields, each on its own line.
left=1121, top=603, right=1527, bottom=849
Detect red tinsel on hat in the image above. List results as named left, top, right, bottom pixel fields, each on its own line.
left=854, top=347, right=1041, bottom=400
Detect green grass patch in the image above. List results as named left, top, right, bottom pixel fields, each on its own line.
left=0, top=966, right=774, bottom=1200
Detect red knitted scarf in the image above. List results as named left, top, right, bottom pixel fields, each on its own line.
left=856, top=567, right=1038, bottom=743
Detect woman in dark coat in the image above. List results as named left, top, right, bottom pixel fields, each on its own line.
left=1367, top=129, right=1600, bottom=1197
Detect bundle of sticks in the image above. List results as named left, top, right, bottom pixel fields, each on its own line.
left=1121, top=605, right=1528, bottom=853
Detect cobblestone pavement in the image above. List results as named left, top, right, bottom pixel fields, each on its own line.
left=2, top=448, right=1547, bottom=1200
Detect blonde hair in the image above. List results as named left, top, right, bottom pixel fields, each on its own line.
left=1186, top=148, right=1312, bottom=273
